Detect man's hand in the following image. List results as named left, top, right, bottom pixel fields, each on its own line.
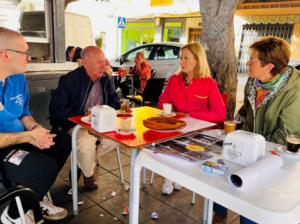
left=29, top=127, right=56, bottom=150
left=87, top=128, right=99, bottom=137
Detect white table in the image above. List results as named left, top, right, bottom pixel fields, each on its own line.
left=132, top=139, right=300, bottom=224
left=69, top=107, right=216, bottom=221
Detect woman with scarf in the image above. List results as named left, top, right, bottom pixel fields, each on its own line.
left=213, top=36, right=300, bottom=224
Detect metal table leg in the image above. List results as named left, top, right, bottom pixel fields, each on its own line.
left=203, top=198, right=213, bottom=224
left=129, top=148, right=139, bottom=224
left=71, top=125, right=81, bottom=215
left=142, top=168, right=147, bottom=190
left=207, top=199, right=213, bottom=224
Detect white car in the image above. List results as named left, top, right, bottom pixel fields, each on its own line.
left=110, top=42, right=183, bottom=80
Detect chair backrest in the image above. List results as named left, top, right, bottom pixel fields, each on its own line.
left=142, top=78, right=165, bottom=105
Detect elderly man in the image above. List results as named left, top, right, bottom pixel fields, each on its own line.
left=50, top=46, right=120, bottom=190
left=0, top=27, right=69, bottom=223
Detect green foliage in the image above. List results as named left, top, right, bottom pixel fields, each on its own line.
left=95, top=36, right=103, bottom=48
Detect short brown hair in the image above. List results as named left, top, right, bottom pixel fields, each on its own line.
left=250, top=36, right=290, bottom=76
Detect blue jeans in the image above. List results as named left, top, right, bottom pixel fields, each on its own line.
left=214, top=203, right=257, bottom=224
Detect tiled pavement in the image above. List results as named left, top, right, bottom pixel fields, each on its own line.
left=44, top=148, right=241, bottom=224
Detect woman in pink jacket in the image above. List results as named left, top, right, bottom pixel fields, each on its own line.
left=158, top=42, right=226, bottom=194
left=158, top=42, right=226, bottom=122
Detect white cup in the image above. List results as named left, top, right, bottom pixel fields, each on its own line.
left=163, top=103, right=172, bottom=115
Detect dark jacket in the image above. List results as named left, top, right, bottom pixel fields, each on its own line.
left=49, top=66, right=120, bottom=131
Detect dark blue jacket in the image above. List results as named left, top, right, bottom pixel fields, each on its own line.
left=49, top=66, right=120, bottom=131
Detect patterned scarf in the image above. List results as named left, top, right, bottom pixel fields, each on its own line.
left=248, top=66, right=292, bottom=111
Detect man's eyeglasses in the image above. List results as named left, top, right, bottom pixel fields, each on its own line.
left=6, top=49, right=31, bottom=58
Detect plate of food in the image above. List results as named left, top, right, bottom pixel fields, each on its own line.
left=143, top=116, right=186, bottom=130
left=81, top=116, right=91, bottom=124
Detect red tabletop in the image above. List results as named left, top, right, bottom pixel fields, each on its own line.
left=68, top=106, right=215, bottom=149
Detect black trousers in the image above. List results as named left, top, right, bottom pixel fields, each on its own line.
left=0, top=130, right=71, bottom=218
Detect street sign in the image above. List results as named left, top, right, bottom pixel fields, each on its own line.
left=118, top=16, right=126, bottom=28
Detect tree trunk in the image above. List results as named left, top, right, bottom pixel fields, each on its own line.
left=199, top=0, right=242, bottom=119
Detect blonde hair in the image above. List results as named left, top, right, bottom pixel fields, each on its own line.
left=179, top=42, right=211, bottom=78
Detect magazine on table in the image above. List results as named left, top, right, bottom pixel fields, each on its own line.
left=146, top=132, right=223, bottom=162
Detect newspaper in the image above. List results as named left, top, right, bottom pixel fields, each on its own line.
left=146, top=132, right=223, bottom=162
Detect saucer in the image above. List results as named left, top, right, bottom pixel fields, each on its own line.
left=275, top=146, right=300, bottom=159
left=116, top=128, right=136, bottom=135
left=157, top=112, right=176, bottom=118
left=81, top=116, right=91, bottom=124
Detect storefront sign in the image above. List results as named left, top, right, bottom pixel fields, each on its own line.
left=151, top=0, right=173, bottom=7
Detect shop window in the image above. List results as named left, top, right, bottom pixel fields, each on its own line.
left=188, top=28, right=201, bottom=43
left=163, top=22, right=182, bottom=42
left=0, top=0, right=51, bottom=62
left=17, top=0, right=51, bottom=62
left=18, top=0, right=49, bottom=43
left=122, top=23, right=155, bottom=53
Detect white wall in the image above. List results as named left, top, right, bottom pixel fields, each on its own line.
left=0, top=0, right=20, bottom=30
left=65, top=12, right=94, bottom=48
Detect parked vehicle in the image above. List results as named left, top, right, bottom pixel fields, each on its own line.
left=110, top=42, right=183, bottom=80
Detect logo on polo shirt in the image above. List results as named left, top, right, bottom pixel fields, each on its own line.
left=10, top=94, right=24, bottom=106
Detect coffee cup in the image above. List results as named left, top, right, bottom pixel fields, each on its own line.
left=119, top=116, right=132, bottom=131
left=163, top=103, right=172, bottom=115
left=286, top=134, right=300, bottom=153
left=224, top=120, right=236, bottom=134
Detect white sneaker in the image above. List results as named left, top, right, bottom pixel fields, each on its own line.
left=173, top=182, right=182, bottom=191
left=161, top=179, right=174, bottom=195
left=0, top=206, right=35, bottom=224
left=40, top=195, right=68, bottom=221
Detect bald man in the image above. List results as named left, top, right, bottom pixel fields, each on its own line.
left=50, top=46, right=120, bottom=190
left=0, top=27, right=69, bottom=223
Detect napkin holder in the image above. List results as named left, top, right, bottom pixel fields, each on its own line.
left=91, top=105, right=116, bottom=132
left=222, top=130, right=266, bottom=166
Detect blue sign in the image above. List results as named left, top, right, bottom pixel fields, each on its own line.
left=118, top=16, right=126, bottom=28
